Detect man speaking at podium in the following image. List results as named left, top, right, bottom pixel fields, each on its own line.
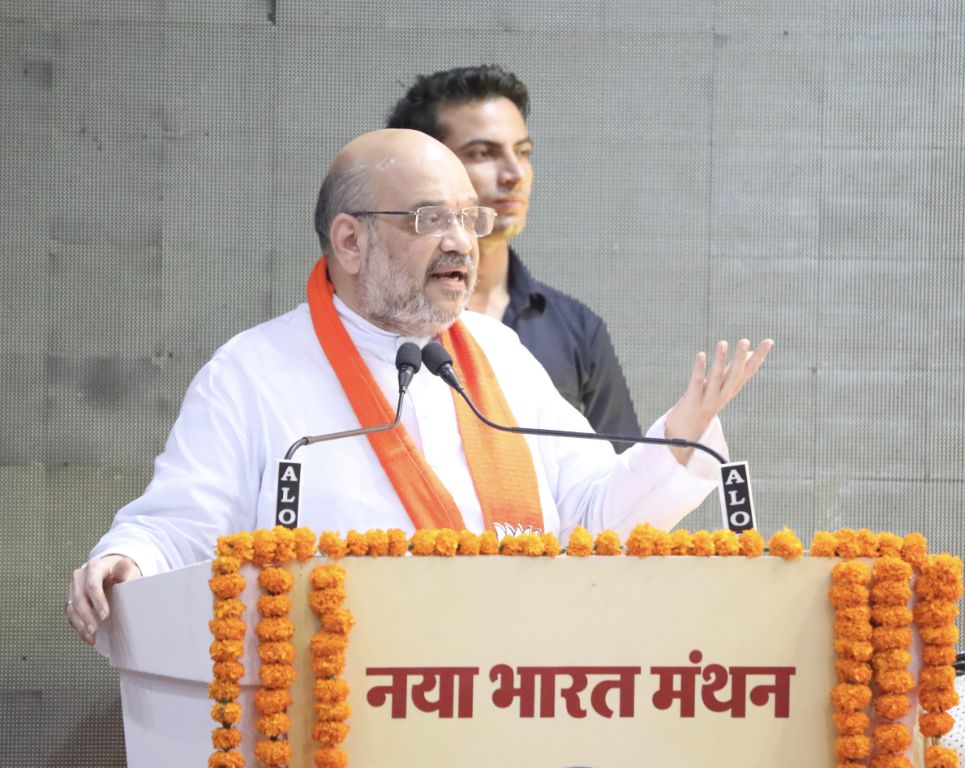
left=66, top=128, right=772, bottom=645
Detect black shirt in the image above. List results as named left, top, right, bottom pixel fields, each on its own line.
left=502, top=250, right=641, bottom=451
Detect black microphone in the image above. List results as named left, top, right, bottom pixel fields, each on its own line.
left=420, top=341, right=757, bottom=533
left=274, top=342, right=422, bottom=528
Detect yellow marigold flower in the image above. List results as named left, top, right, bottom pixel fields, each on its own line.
left=669, top=529, right=693, bottom=555
left=833, top=710, right=870, bottom=735
left=345, top=530, right=368, bottom=556
left=320, top=608, right=354, bottom=636
left=254, top=739, right=292, bottom=768
left=830, top=683, right=873, bottom=711
left=712, top=530, right=740, bottom=556
left=835, top=659, right=872, bottom=685
left=365, top=529, right=389, bottom=557
left=211, top=556, right=242, bottom=575
left=254, top=688, right=292, bottom=714
left=208, top=751, right=245, bottom=768
left=260, top=662, right=296, bottom=689
left=386, top=528, right=408, bottom=556
left=833, top=560, right=873, bottom=586
left=829, top=584, right=870, bottom=610
left=209, top=573, right=246, bottom=600
left=876, top=532, right=903, bottom=558
left=211, top=701, right=242, bottom=725
left=900, top=533, right=928, bottom=569
left=874, top=693, right=910, bottom=720
left=872, top=648, right=912, bottom=673
left=257, top=594, right=292, bottom=618
left=315, top=679, right=350, bottom=702
left=312, top=654, right=345, bottom=678
left=314, top=701, right=351, bottom=722
left=874, top=556, right=913, bottom=583
left=542, top=533, right=561, bottom=557
left=213, top=598, right=245, bottom=621
left=314, top=747, right=349, bottom=768
left=212, top=660, right=245, bottom=683
left=833, top=639, right=873, bottom=662
left=914, top=599, right=960, bottom=627
left=435, top=528, right=459, bottom=556
left=871, top=580, right=912, bottom=604
left=208, top=680, right=240, bottom=701
left=918, top=686, right=959, bottom=712
left=625, top=524, right=659, bottom=557
left=871, top=626, right=913, bottom=652
left=310, top=564, right=346, bottom=591
left=498, top=534, right=521, bottom=555
left=809, top=531, right=837, bottom=557
left=690, top=530, right=714, bottom=556
left=835, top=529, right=860, bottom=559
left=311, top=632, right=350, bottom=657
left=211, top=726, right=242, bottom=751
left=834, top=734, right=871, bottom=760
left=318, top=531, right=348, bottom=559
left=837, top=605, right=871, bottom=623
left=921, top=644, right=956, bottom=666
left=916, top=554, right=965, bottom=600
left=738, top=528, right=765, bottom=557
left=519, top=533, right=545, bottom=556
left=920, top=665, right=956, bottom=690
left=216, top=532, right=254, bottom=562
left=293, top=526, right=318, bottom=560
left=877, top=669, right=915, bottom=694
left=869, top=756, right=913, bottom=768
left=923, top=745, right=959, bottom=768
left=566, top=526, right=593, bottom=557
left=309, top=590, right=345, bottom=617
left=209, top=618, right=246, bottom=642
left=651, top=529, right=672, bottom=555
left=269, top=526, right=295, bottom=563
left=312, top=721, right=350, bottom=747
left=918, top=624, right=959, bottom=646
left=259, top=641, right=295, bottom=665
left=769, top=528, right=803, bottom=559
left=256, top=711, right=291, bottom=737
left=456, top=530, right=480, bottom=555
left=410, top=529, right=438, bottom=556
left=256, top=617, right=295, bottom=642
left=251, top=529, right=278, bottom=567
left=594, top=530, right=621, bottom=556
left=870, top=605, right=912, bottom=628
left=919, top=711, right=955, bottom=738
left=855, top=529, right=880, bottom=558
left=834, top=618, right=872, bottom=641
left=479, top=530, right=499, bottom=555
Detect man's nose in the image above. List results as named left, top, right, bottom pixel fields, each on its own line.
left=439, top=215, right=474, bottom=253
left=499, top=154, right=524, bottom=187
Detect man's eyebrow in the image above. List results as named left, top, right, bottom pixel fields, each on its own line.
left=410, top=197, right=481, bottom=208
left=457, top=137, right=534, bottom=151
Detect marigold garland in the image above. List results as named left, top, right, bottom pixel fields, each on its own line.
left=769, top=528, right=804, bottom=559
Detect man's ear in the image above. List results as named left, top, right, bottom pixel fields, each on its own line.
left=328, top=213, right=367, bottom=276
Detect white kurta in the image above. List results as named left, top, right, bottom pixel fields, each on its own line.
left=90, top=299, right=727, bottom=576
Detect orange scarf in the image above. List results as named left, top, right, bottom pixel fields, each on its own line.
left=306, top=258, right=544, bottom=533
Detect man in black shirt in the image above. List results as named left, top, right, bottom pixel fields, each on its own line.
left=387, top=65, right=642, bottom=448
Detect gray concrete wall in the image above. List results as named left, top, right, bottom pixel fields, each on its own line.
left=1, top=1, right=962, bottom=763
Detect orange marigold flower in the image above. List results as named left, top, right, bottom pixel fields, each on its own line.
left=500, top=534, right=521, bottom=556
left=919, top=665, right=956, bottom=690
left=456, top=530, right=480, bottom=555
left=872, top=648, right=912, bottom=674
left=738, top=528, right=765, bottom=557
left=874, top=694, right=910, bottom=720
left=318, top=531, right=348, bottom=559
left=254, top=739, right=292, bottom=768
left=257, top=594, right=292, bottom=618
left=312, top=654, right=345, bottom=678
left=900, top=533, right=928, bottom=569
left=873, top=556, right=913, bottom=583
left=869, top=757, right=913, bottom=768
left=690, top=530, right=714, bottom=556
left=830, top=683, right=872, bottom=711
left=211, top=556, right=242, bottom=575
left=314, top=701, right=352, bottom=722
left=835, top=529, right=860, bottom=559
left=829, top=584, right=870, bottom=610
left=833, top=639, right=873, bottom=662
left=916, top=556, right=965, bottom=601
left=293, top=526, right=318, bottom=560
left=387, top=528, right=408, bottom=556
left=435, top=528, right=459, bottom=556
left=919, top=711, right=955, bottom=738
left=914, top=600, right=960, bottom=627
left=519, top=533, right=545, bottom=556
left=209, top=573, right=247, bottom=600
left=478, top=531, right=499, bottom=555
left=855, top=529, right=880, bottom=558
left=320, top=608, right=354, bottom=636
left=712, top=530, right=740, bottom=556
left=809, top=531, right=838, bottom=557
left=210, top=639, right=245, bottom=662
left=309, top=589, right=345, bottom=617
left=208, top=750, right=245, bottom=768
left=870, top=605, right=912, bottom=628
left=213, top=598, right=246, bottom=621
left=254, top=688, right=292, bottom=715
left=256, top=617, right=295, bottom=642
left=874, top=723, right=912, bottom=753
left=542, top=533, right=561, bottom=557
left=260, top=662, right=296, bottom=689
left=877, top=669, right=915, bottom=694
left=211, top=727, right=242, bottom=751
left=594, top=530, right=622, bottom=556
left=871, top=627, right=912, bottom=652
left=669, top=529, right=693, bottom=555
left=566, top=526, right=593, bottom=557
left=216, top=532, right=254, bottom=562
left=213, top=660, right=245, bottom=683
left=835, top=659, right=872, bottom=685
left=272, top=525, right=296, bottom=563
left=208, top=680, right=240, bottom=701
left=834, top=618, right=872, bottom=641
left=345, top=530, right=368, bottom=556
left=410, top=529, right=437, bottom=556
left=312, top=721, right=350, bottom=746
left=315, top=679, right=350, bottom=702
left=835, top=734, right=871, bottom=760
left=209, top=618, right=247, bottom=641
left=877, top=532, right=903, bottom=558
left=211, top=701, right=242, bottom=725
left=833, top=710, right=870, bottom=735
left=311, top=632, right=349, bottom=657
left=256, top=712, right=291, bottom=737
left=833, top=560, right=873, bottom=586
left=364, top=529, right=389, bottom=556
left=625, top=524, right=659, bottom=557
left=918, top=686, right=959, bottom=712
left=923, top=745, right=959, bottom=768
left=870, top=580, right=912, bottom=604
left=251, top=529, right=278, bottom=568
left=314, top=747, right=349, bottom=768
left=837, top=605, right=871, bottom=623
left=921, top=645, right=956, bottom=667
left=310, top=564, right=346, bottom=591
left=259, top=641, right=295, bottom=665
left=769, top=528, right=804, bottom=559
left=918, top=624, right=959, bottom=646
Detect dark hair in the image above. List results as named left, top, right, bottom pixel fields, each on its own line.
left=386, top=65, right=529, bottom=141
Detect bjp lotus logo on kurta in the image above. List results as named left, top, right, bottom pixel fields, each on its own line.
left=493, top=522, right=542, bottom=539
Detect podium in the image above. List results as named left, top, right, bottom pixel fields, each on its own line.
left=98, top=555, right=931, bottom=767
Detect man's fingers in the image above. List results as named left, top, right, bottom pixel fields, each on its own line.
left=707, top=340, right=728, bottom=388
left=67, top=565, right=99, bottom=645
left=740, top=339, right=774, bottom=384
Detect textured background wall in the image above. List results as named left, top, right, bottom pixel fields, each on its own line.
left=0, top=1, right=962, bottom=764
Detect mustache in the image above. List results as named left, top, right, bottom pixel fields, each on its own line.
left=426, top=253, right=475, bottom=276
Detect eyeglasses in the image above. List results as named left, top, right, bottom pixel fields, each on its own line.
left=350, top=205, right=497, bottom=237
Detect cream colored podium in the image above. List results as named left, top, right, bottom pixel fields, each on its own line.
left=97, top=556, right=925, bottom=767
